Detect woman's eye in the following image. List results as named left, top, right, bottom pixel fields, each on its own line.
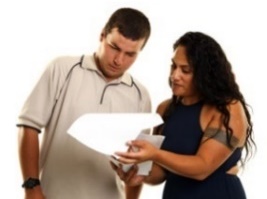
left=170, top=64, right=176, bottom=70
left=182, top=69, right=191, bottom=74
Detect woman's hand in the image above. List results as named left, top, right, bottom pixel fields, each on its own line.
left=115, top=140, right=158, bottom=164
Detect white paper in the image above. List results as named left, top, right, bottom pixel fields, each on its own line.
left=110, top=132, right=165, bottom=175
left=67, top=113, right=163, bottom=155
left=67, top=113, right=164, bottom=176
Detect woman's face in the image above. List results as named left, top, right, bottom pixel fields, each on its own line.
left=170, top=45, right=199, bottom=104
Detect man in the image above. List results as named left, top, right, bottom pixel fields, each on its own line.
left=17, top=7, right=151, bottom=199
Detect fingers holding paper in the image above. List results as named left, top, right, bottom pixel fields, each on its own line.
left=115, top=140, right=158, bottom=164
left=110, top=161, right=145, bottom=186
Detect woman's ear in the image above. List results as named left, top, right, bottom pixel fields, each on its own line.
left=100, top=30, right=105, bottom=42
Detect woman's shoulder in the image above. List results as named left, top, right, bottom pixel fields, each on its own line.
left=201, top=99, right=247, bottom=129
left=156, top=98, right=172, bottom=116
left=202, top=99, right=243, bottom=115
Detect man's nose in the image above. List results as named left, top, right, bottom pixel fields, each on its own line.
left=114, top=52, right=124, bottom=66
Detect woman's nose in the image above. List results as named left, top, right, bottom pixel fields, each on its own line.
left=171, top=68, right=181, bottom=80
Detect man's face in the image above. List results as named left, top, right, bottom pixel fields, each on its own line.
left=96, top=28, right=146, bottom=82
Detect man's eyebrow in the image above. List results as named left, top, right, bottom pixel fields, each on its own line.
left=126, top=51, right=137, bottom=56
left=109, top=41, right=137, bottom=55
left=109, top=42, right=121, bottom=50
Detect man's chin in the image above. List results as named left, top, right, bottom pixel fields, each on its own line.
left=104, top=72, right=122, bottom=81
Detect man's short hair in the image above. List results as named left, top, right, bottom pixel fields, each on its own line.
left=103, top=7, right=151, bottom=49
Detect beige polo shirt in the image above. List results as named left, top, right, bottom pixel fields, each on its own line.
left=17, top=54, right=151, bottom=199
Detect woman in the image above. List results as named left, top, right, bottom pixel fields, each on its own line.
left=115, top=32, right=255, bottom=198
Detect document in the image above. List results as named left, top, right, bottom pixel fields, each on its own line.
left=67, top=113, right=165, bottom=175
left=110, top=132, right=165, bottom=175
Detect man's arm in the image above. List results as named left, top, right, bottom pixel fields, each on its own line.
left=125, top=185, right=143, bottom=199
left=18, top=126, right=45, bottom=198
left=144, top=163, right=166, bottom=185
left=110, top=162, right=144, bottom=199
left=124, top=163, right=166, bottom=199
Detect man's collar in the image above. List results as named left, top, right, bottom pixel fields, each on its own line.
left=81, top=54, right=133, bottom=86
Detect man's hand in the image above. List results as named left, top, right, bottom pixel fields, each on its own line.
left=25, top=186, right=45, bottom=199
left=110, top=161, right=144, bottom=186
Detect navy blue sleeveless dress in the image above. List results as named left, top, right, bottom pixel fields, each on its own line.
left=161, top=101, right=246, bottom=199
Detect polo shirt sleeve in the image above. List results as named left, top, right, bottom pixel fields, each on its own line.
left=17, top=57, right=66, bottom=132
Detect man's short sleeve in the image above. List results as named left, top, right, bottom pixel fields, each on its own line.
left=17, top=57, right=67, bottom=131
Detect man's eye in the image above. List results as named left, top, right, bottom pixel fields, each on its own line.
left=126, top=53, right=135, bottom=57
left=110, top=45, right=117, bottom=50
left=109, top=44, right=119, bottom=51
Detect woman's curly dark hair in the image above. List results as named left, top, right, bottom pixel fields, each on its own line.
left=163, top=32, right=255, bottom=166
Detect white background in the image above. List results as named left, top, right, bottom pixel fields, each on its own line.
left=1, top=0, right=266, bottom=198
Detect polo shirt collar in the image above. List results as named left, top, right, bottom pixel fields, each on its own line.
left=81, top=54, right=132, bottom=86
